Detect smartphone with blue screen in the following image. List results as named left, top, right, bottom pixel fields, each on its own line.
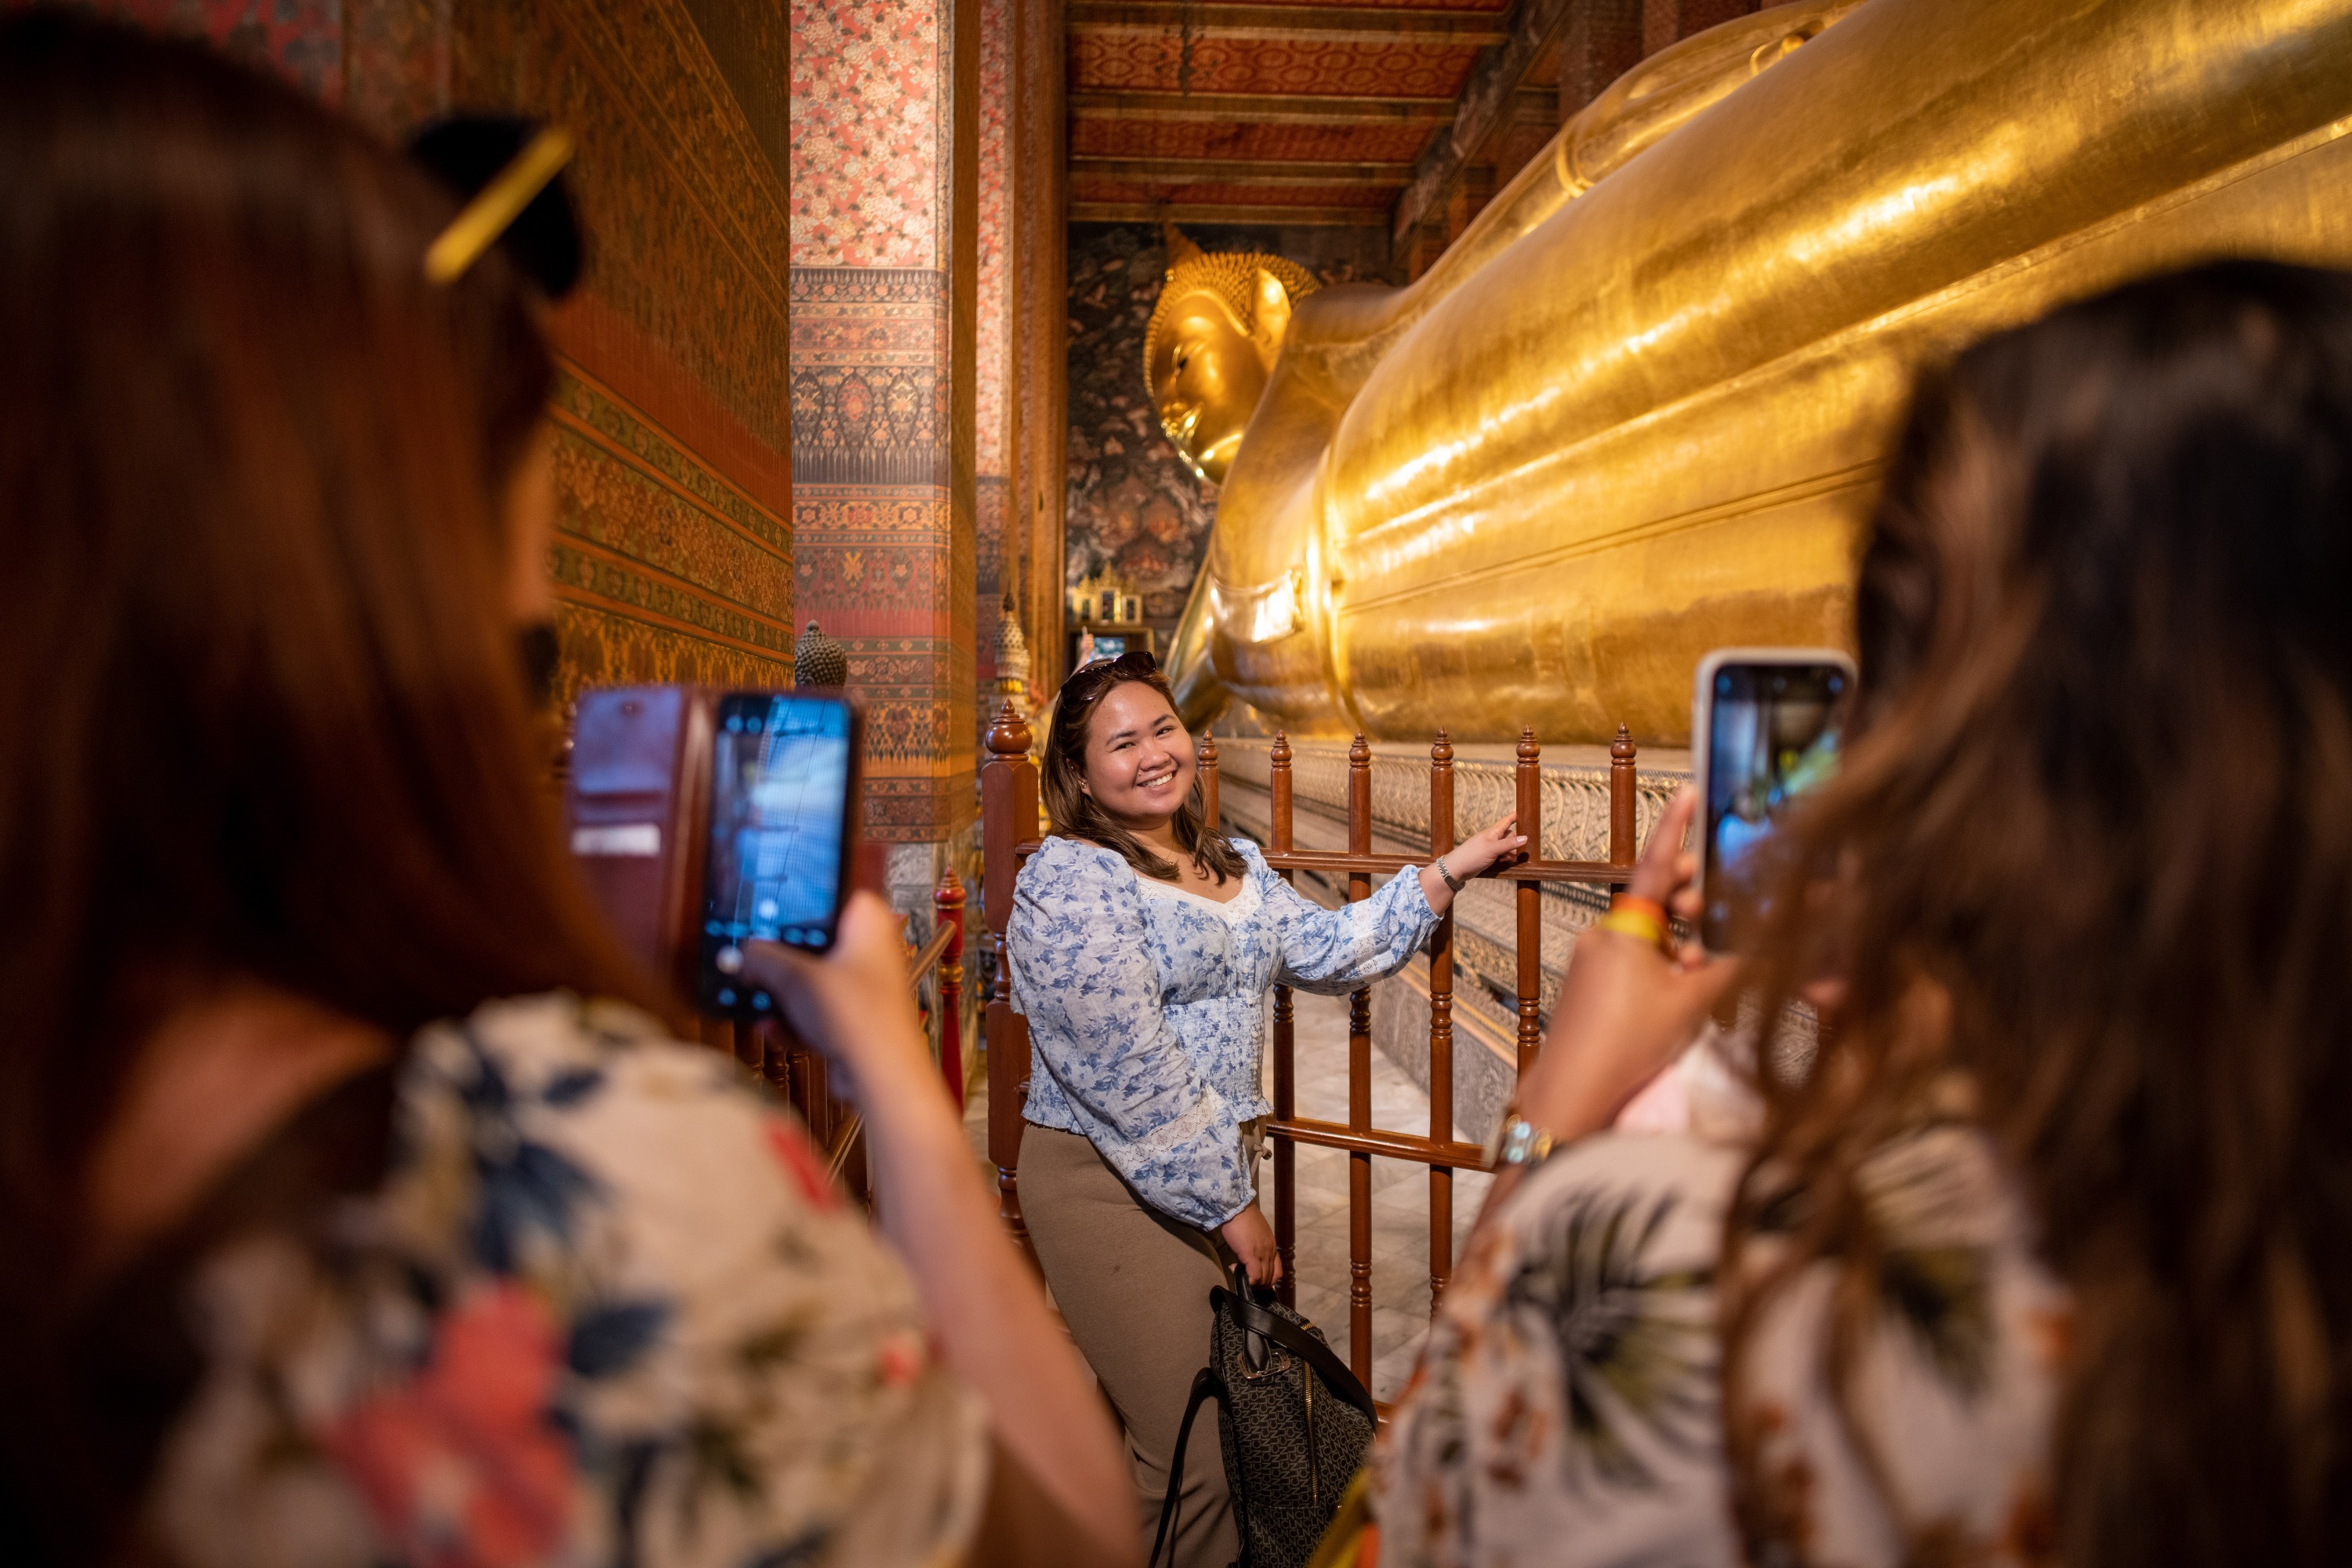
left=695, top=691, right=862, bottom=1018
left=1693, top=648, right=1854, bottom=953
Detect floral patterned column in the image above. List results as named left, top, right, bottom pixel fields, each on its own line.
left=790, top=0, right=980, bottom=859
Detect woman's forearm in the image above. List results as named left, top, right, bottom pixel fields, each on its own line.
left=855, top=1060, right=1140, bottom=1565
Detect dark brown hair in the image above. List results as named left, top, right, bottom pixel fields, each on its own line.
left=0, top=13, right=659, bottom=1555
left=1723, top=261, right=2352, bottom=1566
left=1043, top=653, right=1246, bottom=884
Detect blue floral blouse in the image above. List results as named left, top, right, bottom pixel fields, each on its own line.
left=1007, top=835, right=1439, bottom=1230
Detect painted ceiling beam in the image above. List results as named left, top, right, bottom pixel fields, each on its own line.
left=1390, top=0, right=1575, bottom=244
left=1071, top=200, right=1392, bottom=227
left=1070, top=89, right=1456, bottom=123
left=1072, top=154, right=1417, bottom=186
left=1068, top=2, right=1511, bottom=45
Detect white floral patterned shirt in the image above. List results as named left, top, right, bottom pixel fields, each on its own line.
left=1374, top=1107, right=2071, bottom=1568
left=147, top=994, right=986, bottom=1568
left=1007, top=835, right=1439, bottom=1229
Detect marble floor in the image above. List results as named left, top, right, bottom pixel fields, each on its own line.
left=964, top=984, right=1490, bottom=1403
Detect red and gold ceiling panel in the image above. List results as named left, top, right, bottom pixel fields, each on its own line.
left=1070, top=116, right=1443, bottom=165
left=1069, top=179, right=1396, bottom=209
left=1066, top=0, right=1517, bottom=230
left=1071, top=35, right=1484, bottom=100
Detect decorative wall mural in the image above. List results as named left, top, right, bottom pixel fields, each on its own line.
left=1065, top=226, right=1214, bottom=628
left=67, top=0, right=807, bottom=721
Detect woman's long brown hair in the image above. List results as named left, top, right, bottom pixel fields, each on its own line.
left=1722, top=261, right=2352, bottom=1566
left=1041, top=656, right=1246, bottom=883
left=0, top=14, right=662, bottom=1554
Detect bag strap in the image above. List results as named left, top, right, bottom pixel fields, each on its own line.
left=1150, top=1367, right=1225, bottom=1568
left=1210, top=1283, right=1378, bottom=1422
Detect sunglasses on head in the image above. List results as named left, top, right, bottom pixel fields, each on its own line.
left=1062, top=648, right=1158, bottom=699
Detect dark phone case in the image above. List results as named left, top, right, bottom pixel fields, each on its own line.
left=564, top=686, right=862, bottom=1019
left=564, top=686, right=716, bottom=1002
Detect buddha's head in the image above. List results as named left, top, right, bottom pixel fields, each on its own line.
left=1144, top=226, right=1319, bottom=485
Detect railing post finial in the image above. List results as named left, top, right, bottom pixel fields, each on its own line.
left=934, top=869, right=967, bottom=1106
left=1609, top=722, right=1638, bottom=868
left=987, top=698, right=1033, bottom=760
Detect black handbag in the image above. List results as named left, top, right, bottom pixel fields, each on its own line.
left=1150, top=1267, right=1377, bottom=1568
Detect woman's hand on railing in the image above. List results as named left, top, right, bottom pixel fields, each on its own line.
left=1514, top=789, right=1737, bottom=1145
left=1417, top=811, right=1527, bottom=913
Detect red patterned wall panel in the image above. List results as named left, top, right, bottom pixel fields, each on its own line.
left=790, top=0, right=945, bottom=269
left=45, top=0, right=805, bottom=739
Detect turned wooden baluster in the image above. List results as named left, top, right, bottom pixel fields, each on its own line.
left=1196, top=731, right=1219, bottom=829
left=1428, top=730, right=1456, bottom=1314
left=935, top=869, right=967, bottom=1105
left=982, top=700, right=1040, bottom=1258
left=1515, top=728, right=1544, bottom=1076
left=1347, top=733, right=1375, bottom=1386
left=1270, top=731, right=1298, bottom=1308
left=1610, top=723, right=1639, bottom=871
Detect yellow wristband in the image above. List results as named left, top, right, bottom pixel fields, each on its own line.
left=1594, top=907, right=1668, bottom=949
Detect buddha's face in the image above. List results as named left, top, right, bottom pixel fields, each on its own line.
left=1150, top=276, right=1289, bottom=485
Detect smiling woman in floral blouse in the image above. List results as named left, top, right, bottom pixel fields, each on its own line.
left=1006, top=652, right=1523, bottom=1568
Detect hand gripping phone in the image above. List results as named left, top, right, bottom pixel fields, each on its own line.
left=565, top=687, right=862, bottom=1018
left=1691, top=648, right=1855, bottom=953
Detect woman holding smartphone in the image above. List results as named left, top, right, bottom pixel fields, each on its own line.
left=1006, top=652, right=1524, bottom=1568
left=1374, top=261, right=2352, bottom=1568
left=0, top=16, right=1130, bottom=1566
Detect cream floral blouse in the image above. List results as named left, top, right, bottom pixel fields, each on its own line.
left=146, top=994, right=985, bottom=1568
left=1008, top=834, right=1439, bottom=1230
left=1374, top=1062, right=2071, bottom=1568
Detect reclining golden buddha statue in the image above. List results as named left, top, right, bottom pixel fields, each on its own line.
left=1158, top=0, right=2352, bottom=744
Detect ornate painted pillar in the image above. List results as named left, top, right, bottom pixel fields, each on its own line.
left=791, top=0, right=982, bottom=917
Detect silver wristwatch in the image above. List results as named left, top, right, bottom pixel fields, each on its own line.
left=1435, top=853, right=1467, bottom=893
left=1488, top=1113, right=1556, bottom=1170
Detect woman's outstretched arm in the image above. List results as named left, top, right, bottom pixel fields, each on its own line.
left=747, top=898, right=1138, bottom=1566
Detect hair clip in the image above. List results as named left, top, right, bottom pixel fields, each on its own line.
left=423, top=125, right=575, bottom=285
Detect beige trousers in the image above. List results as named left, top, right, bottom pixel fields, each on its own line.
left=1018, top=1123, right=1239, bottom=1568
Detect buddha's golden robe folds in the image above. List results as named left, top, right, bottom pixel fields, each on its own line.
left=1167, top=0, right=2352, bottom=745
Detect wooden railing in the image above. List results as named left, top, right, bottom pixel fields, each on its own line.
left=982, top=703, right=1642, bottom=1385
left=706, top=867, right=967, bottom=1204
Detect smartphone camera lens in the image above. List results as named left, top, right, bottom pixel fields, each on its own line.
left=752, top=991, right=772, bottom=1011
left=717, top=986, right=738, bottom=1007
left=715, top=945, right=744, bottom=975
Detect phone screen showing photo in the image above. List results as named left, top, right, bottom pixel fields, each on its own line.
left=1702, top=662, right=1847, bottom=950
left=699, top=692, right=855, bottom=1016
